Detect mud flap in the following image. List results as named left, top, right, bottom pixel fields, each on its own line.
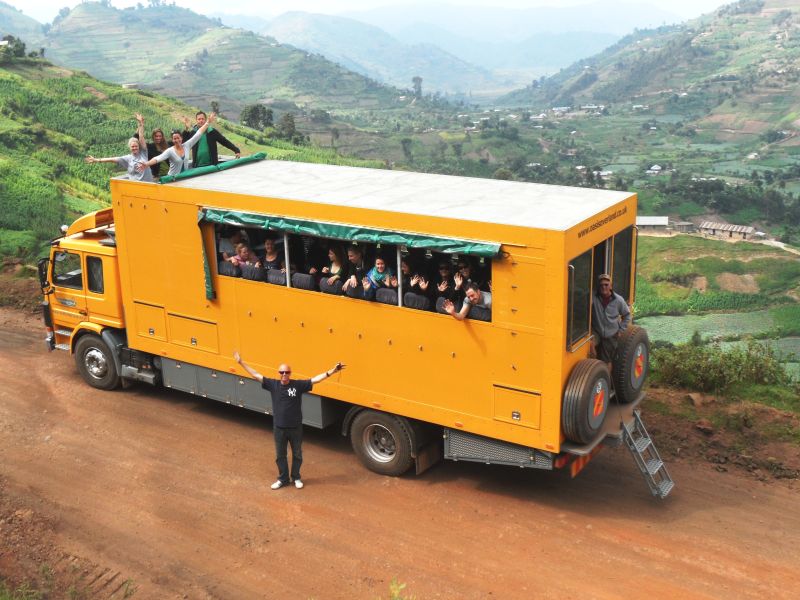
left=415, top=441, right=443, bottom=475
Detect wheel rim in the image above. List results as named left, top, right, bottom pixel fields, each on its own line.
left=587, top=376, right=609, bottom=430
left=362, top=424, right=396, bottom=463
left=84, top=348, right=108, bottom=380
left=630, top=342, right=648, bottom=390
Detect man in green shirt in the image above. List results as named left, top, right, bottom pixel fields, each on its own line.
left=182, top=111, right=241, bottom=168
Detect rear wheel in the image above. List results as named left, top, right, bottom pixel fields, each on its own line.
left=74, top=334, right=120, bottom=390
left=350, top=410, right=414, bottom=476
left=613, top=325, right=650, bottom=404
left=562, top=359, right=610, bottom=444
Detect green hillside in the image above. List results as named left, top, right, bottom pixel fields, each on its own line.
left=42, top=2, right=401, bottom=117
left=0, top=56, right=381, bottom=259
left=0, top=1, right=43, bottom=46
left=263, top=11, right=501, bottom=94
left=502, top=0, right=800, bottom=138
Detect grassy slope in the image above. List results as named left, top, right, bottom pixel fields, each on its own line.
left=0, top=58, right=382, bottom=259
left=635, top=235, right=800, bottom=316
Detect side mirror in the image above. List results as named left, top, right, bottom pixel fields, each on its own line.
left=37, top=257, right=51, bottom=292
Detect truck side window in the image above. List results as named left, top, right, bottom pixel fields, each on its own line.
left=87, top=256, right=104, bottom=294
left=53, top=251, right=83, bottom=289
left=612, top=226, right=633, bottom=302
left=567, top=249, right=592, bottom=348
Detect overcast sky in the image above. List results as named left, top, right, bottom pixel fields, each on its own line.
left=10, top=0, right=726, bottom=25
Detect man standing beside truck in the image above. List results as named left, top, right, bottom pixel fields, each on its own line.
left=234, top=352, right=345, bottom=490
left=592, top=273, right=631, bottom=373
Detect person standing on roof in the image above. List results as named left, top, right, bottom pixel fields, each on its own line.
left=138, top=113, right=216, bottom=177
left=233, top=352, right=345, bottom=490
left=182, top=111, right=241, bottom=168
left=84, top=113, right=153, bottom=182
left=592, top=273, right=631, bottom=373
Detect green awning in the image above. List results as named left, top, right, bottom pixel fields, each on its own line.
left=200, top=208, right=501, bottom=257
left=159, top=152, right=267, bottom=184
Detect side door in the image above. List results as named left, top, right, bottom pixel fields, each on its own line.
left=50, top=250, right=87, bottom=334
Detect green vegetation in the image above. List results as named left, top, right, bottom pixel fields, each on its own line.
left=0, top=56, right=381, bottom=259
left=634, top=236, right=800, bottom=317
left=651, top=338, right=791, bottom=393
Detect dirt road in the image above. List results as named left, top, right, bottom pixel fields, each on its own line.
left=1, top=307, right=799, bottom=599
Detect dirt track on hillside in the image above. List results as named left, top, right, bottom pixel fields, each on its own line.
left=1, top=307, right=799, bottom=599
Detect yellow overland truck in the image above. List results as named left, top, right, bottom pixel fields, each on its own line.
left=39, top=159, right=673, bottom=498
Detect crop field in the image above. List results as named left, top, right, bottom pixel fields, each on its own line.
left=638, top=310, right=777, bottom=344
left=638, top=304, right=800, bottom=345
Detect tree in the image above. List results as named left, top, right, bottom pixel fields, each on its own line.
left=240, top=104, right=269, bottom=130
left=275, top=113, right=297, bottom=140
left=450, top=141, right=463, bottom=159
left=264, top=108, right=274, bottom=128
left=412, top=76, right=422, bottom=100
left=330, top=127, right=340, bottom=148
left=1, top=35, right=26, bottom=59
left=210, top=100, right=221, bottom=117
left=400, top=138, right=413, bottom=163
left=493, top=168, right=513, bottom=180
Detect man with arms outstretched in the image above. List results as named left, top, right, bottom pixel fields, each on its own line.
left=234, top=352, right=345, bottom=489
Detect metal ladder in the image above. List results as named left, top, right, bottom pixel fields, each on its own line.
left=622, top=410, right=674, bottom=499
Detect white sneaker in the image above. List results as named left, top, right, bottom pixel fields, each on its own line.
left=270, top=480, right=285, bottom=490
left=294, top=479, right=304, bottom=489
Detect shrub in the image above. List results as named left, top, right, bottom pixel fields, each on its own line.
left=651, top=339, right=790, bottom=392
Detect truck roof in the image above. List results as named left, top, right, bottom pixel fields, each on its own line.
left=164, top=160, right=633, bottom=232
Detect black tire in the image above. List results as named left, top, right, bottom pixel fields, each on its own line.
left=74, top=334, right=120, bottom=390
left=350, top=410, right=414, bottom=476
left=562, top=359, right=611, bottom=444
left=613, top=325, right=650, bottom=404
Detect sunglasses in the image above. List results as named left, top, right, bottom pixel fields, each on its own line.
left=279, top=370, right=291, bottom=374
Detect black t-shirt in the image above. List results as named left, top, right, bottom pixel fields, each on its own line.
left=261, top=378, right=313, bottom=428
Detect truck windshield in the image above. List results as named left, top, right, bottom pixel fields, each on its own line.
left=53, top=251, right=83, bottom=289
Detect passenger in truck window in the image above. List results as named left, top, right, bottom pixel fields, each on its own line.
left=402, top=257, right=430, bottom=296
left=218, top=229, right=245, bottom=261
left=84, top=113, right=153, bottom=182
left=443, top=282, right=492, bottom=321
left=261, top=237, right=283, bottom=271
left=362, top=255, right=396, bottom=300
left=433, top=260, right=456, bottom=302
left=453, top=258, right=486, bottom=301
left=321, top=245, right=345, bottom=286
left=228, top=243, right=260, bottom=267
left=342, top=245, right=367, bottom=293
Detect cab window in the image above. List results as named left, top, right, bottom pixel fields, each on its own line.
left=87, top=256, right=104, bottom=294
left=53, top=252, right=83, bottom=289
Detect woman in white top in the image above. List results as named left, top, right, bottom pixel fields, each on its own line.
left=138, top=113, right=216, bottom=177
left=85, top=113, right=153, bottom=182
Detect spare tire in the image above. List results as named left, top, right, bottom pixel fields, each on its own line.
left=562, top=359, right=611, bottom=444
left=613, top=325, right=649, bottom=404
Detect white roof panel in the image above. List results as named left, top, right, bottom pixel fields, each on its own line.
left=168, top=160, right=633, bottom=232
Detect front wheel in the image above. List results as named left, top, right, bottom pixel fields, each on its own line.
left=350, top=410, right=414, bottom=476
left=74, top=334, right=120, bottom=390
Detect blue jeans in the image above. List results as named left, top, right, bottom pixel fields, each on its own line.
left=274, top=425, right=303, bottom=484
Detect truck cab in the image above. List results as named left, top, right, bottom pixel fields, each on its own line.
left=40, top=208, right=126, bottom=388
